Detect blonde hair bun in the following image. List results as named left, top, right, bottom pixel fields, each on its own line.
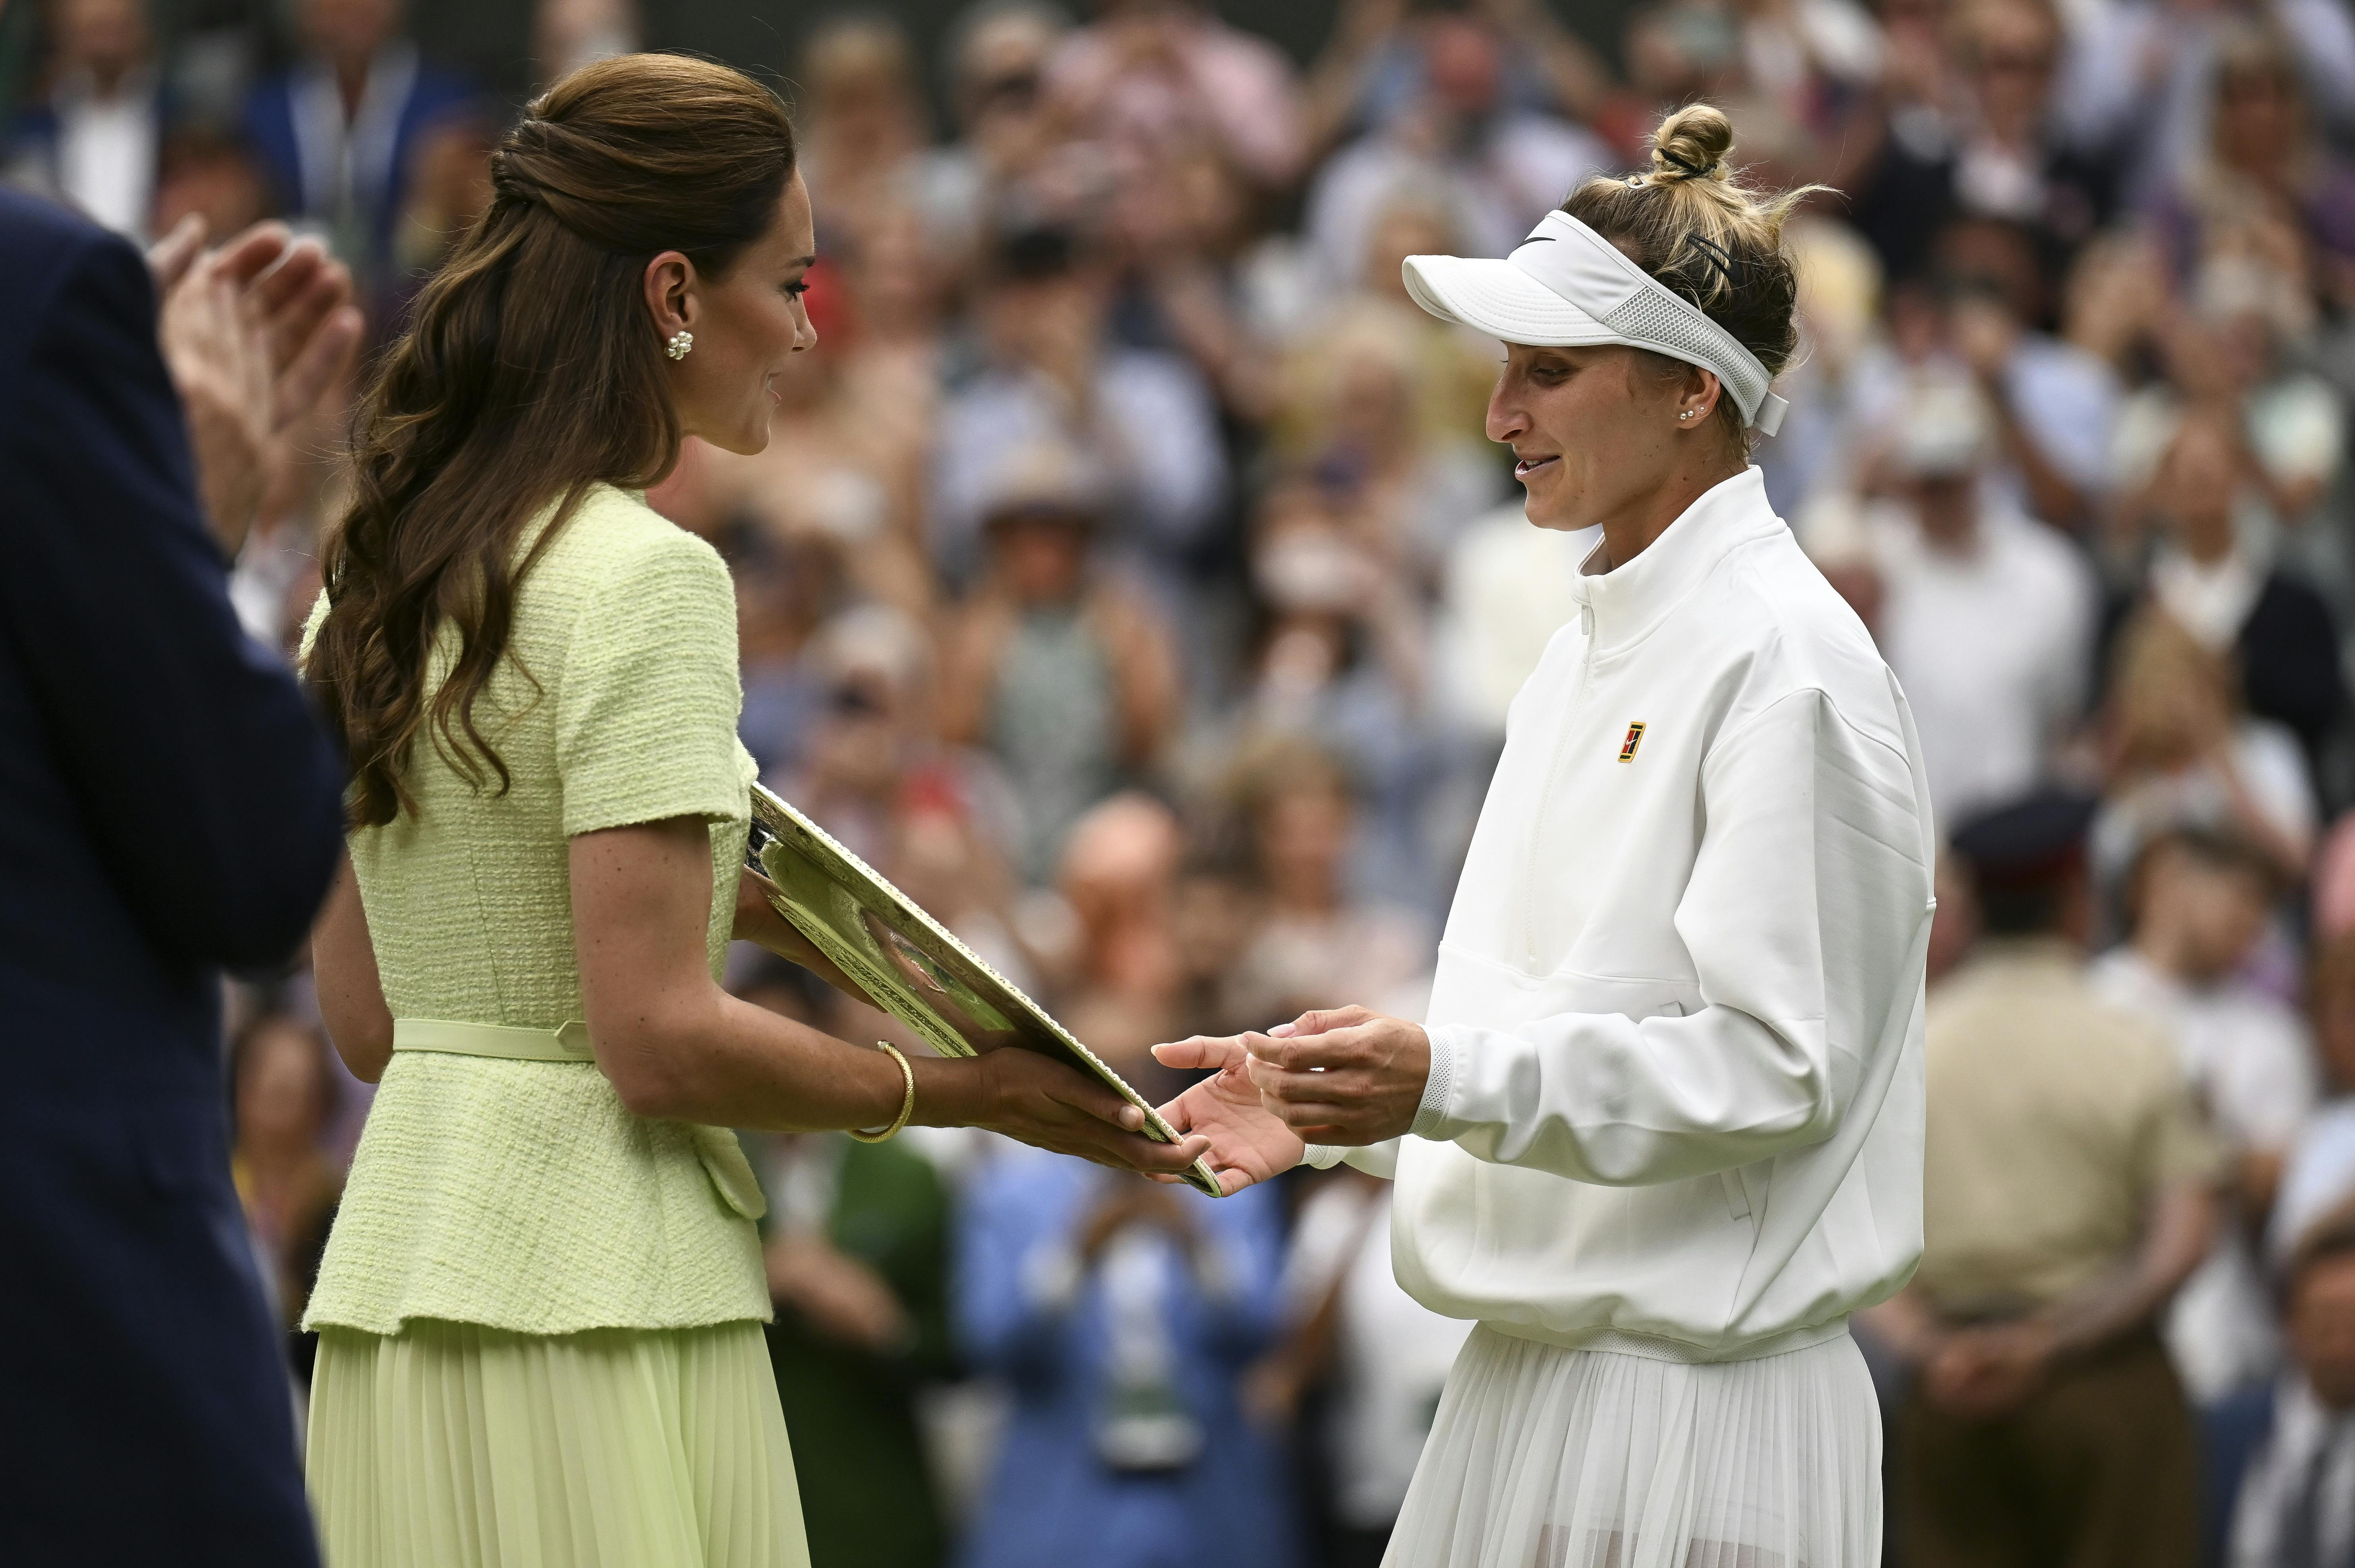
left=1559, top=101, right=1829, bottom=449
left=1649, top=103, right=1735, bottom=185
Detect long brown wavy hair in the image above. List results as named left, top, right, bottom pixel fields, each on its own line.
left=308, top=54, right=797, bottom=826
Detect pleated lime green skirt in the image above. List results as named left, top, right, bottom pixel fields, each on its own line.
left=307, top=1319, right=810, bottom=1568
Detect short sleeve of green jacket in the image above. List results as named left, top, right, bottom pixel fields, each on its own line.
left=554, top=526, right=744, bottom=838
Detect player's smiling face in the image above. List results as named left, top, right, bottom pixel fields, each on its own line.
left=1485, top=341, right=1699, bottom=534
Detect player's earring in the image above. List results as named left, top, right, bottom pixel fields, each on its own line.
left=1679, top=409, right=1698, bottom=420
left=665, top=330, right=694, bottom=361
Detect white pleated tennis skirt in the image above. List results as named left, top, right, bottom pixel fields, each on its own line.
left=1385, top=1324, right=1881, bottom=1568
left=306, top=1318, right=808, bottom=1568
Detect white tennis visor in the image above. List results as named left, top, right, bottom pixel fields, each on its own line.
left=1401, top=208, right=1790, bottom=437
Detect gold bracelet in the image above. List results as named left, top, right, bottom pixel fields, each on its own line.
left=849, top=1040, right=915, bottom=1144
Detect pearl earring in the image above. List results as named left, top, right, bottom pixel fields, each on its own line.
left=1679, top=409, right=1697, bottom=420
left=665, top=330, right=694, bottom=361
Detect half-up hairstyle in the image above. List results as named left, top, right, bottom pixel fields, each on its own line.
left=309, top=53, right=796, bottom=827
left=1563, top=103, right=1822, bottom=450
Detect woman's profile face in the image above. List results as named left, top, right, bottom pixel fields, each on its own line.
left=670, top=170, right=819, bottom=455
left=1486, top=342, right=1703, bottom=533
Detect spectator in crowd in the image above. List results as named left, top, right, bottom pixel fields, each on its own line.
left=2271, top=932, right=2355, bottom=1262
left=229, top=1012, right=345, bottom=1378
left=2093, top=608, right=2316, bottom=899
left=1304, top=10, right=1611, bottom=285
left=2082, top=0, right=2355, bottom=195
left=1848, top=0, right=2109, bottom=284
left=150, top=123, right=273, bottom=245
left=1303, top=0, right=1612, bottom=168
left=1859, top=369, right=2096, bottom=824
left=1730, top=0, right=1886, bottom=141
left=914, top=0, right=1072, bottom=259
left=5, top=0, right=165, bottom=237
left=1926, top=216, right=2120, bottom=532
left=2095, top=829, right=2318, bottom=1400
left=1216, top=737, right=1431, bottom=1033
left=531, top=0, right=640, bottom=87
left=954, top=1158, right=1294, bottom=1568
left=1594, top=0, right=1748, bottom=166
left=1100, top=136, right=1281, bottom=428
left=729, top=517, right=843, bottom=787
left=1758, top=212, right=1884, bottom=515
left=1273, top=305, right=1506, bottom=592
left=0, top=192, right=354, bottom=1562
left=932, top=222, right=1228, bottom=598
left=784, top=601, right=1026, bottom=916
left=2157, top=269, right=2351, bottom=605
left=1164, top=848, right=1260, bottom=1044
left=938, top=445, right=1182, bottom=881
left=241, top=0, right=476, bottom=289
left=1047, top=793, right=1190, bottom=1086
left=831, top=201, right=954, bottom=456
left=1047, top=0, right=1306, bottom=194
left=2119, top=403, right=2346, bottom=793
left=2057, top=0, right=2355, bottom=211
left=1864, top=791, right=2220, bottom=1568
left=1257, top=1165, right=1472, bottom=1568
left=794, top=15, right=933, bottom=246
left=1203, top=479, right=1449, bottom=911
left=2145, top=23, right=2355, bottom=287
left=742, top=964, right=956, bottom=1568
left=2206, top=1195, right=2355, bottom=1568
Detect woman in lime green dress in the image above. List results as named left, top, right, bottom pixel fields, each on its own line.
left=299, top=54, right=1205, bottom=1568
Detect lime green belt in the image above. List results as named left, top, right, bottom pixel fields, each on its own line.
left=386, top=1015, right=769, bottom=1222
left=392, top=1017, right=595, bottom=1062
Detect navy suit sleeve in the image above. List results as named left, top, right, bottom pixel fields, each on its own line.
left=0, top=223, right=345, bottom=969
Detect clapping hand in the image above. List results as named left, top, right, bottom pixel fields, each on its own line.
left=149, top=215, right=364, bottom=557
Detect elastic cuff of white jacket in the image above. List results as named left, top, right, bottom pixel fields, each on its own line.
left=1302, top=1144, right=1346, bottom=1169
left=1409, top=1024, right=1459, bottom=1141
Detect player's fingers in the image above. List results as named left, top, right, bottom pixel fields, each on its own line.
left=1270, top=1098, right=1352, bottom=1129
left=1151, top=1034, right=1247, bottom=1070
left=1269, top=1005, right=1374, bottom=1041
left=1246, top=1024, right=1371, bottom=1072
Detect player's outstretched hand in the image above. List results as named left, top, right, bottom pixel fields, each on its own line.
left=1148, top=1034, right=1305, bottom=1194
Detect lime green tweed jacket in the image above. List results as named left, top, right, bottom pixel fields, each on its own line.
left=303, top=485, right=769, bottom=1337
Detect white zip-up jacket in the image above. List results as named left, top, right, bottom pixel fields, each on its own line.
left=1310, top=467, right=1935, bottom=1362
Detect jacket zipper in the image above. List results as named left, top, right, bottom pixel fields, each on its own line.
left=1521, top=600, right=1597, bottom=967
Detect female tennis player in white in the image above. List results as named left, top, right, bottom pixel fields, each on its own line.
left=1155, top=105, right=1936, bottom=1567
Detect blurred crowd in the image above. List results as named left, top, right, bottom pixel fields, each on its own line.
left=16, top=0, right=2355, bottom=1559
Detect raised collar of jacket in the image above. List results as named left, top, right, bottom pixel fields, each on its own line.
left=1566, top=466, right=1782, bottom=657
